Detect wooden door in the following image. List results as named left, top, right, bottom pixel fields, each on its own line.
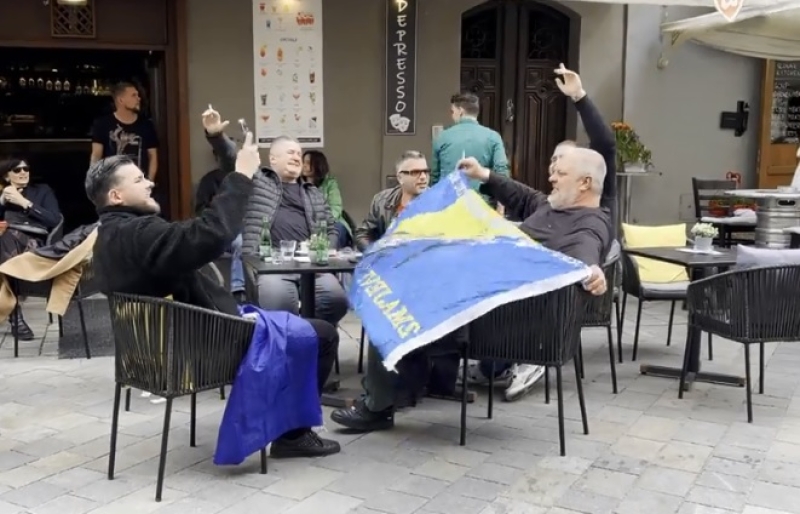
left=460, top=0, right=572, bottom=189
left=757, top=60, right=800, bottom=189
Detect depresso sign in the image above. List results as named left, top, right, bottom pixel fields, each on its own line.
left=714, top=0, right=744, bottom=22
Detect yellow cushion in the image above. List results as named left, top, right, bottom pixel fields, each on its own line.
left=622, top=223, right=689, bottom=283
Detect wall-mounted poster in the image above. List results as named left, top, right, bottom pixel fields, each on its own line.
left=252, top=0, right=324, bottom=148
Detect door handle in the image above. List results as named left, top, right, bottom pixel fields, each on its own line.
left=506, top=99, right=514, bottom=123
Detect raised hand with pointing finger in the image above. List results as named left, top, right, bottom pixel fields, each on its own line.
left=554, top=63, right=586, bottom=102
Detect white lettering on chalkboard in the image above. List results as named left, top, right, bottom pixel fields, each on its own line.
left=771, top=62, right=800, bottom=143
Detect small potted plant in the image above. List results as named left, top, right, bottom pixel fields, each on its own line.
left=611, top=121, right=653, bottom=172
left=708, top=197, right=729, bottom=217
left=730, top=197, right=756, bottom=213
left=690, top=222, right=718, bottom=251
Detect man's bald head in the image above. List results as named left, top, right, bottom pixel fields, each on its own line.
left=268, top=135, right=303, bottom=182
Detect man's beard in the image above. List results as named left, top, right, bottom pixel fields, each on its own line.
left=547, top=189, right=578, bottom=210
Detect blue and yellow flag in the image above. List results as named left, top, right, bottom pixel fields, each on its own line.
left=349, top=172, right=592, bottom=370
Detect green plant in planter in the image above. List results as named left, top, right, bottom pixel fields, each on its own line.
left=611, top=121, right=653, bottom=169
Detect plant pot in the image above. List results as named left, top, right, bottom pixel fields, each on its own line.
left=624, top=162, right=646, bottom=173
left=708, top=207, right=728, bottom=217
left=694, top=237, right=713, bottom=251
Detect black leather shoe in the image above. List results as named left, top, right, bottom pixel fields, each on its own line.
left=270, top=430, right=340, bottom=458
left=330, top=399, right=394, bottom=432
left=10, top=317, right=34, bottom=341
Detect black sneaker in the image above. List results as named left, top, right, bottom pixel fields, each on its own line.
left=270, top=430, right=340, bottom=458
left=330, top=399, right=394, bottom=432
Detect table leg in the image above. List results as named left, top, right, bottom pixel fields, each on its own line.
left=298, top=274, right=359, bottom=407
left=639, top=268, right=745, bottom=391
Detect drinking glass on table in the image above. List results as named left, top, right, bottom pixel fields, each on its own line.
left=280, top=240, right=297, bottom=261
left=270, top=246, right=283, bottom=264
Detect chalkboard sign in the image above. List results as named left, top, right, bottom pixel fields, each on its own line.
left=771, top=61, right=800, bottom=144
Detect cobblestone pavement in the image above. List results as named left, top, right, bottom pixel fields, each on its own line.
left=1, top=298, right=799, bottom=514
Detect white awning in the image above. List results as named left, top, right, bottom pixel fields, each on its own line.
left=660, top=0, right=800, bottom=60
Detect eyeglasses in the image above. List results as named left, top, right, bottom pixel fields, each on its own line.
left=399, top=168, right=430, bottom=178
left=11, top=166, right=29, bottom=173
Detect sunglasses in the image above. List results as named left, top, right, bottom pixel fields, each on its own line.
left=399, top=168, right=430, bottom=178
left=11, top=166, right=29, bottom=174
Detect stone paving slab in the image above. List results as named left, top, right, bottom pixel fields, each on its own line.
left=0, top=298, right=799, bottom=513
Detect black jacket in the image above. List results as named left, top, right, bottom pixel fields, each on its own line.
left=354, top=186, right=402, bottom=251
left=94, top=173, right=253, bottom=317
left=0, top=183, right=62, bottom=234
left=194, top=167, right=230, bottom=215
left=574, top=96, right=617, bottom=216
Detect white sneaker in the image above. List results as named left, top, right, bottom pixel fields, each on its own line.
left=457, top=361, right=513, bottom=387
left=139, top=390, right=166, bottom=404
left=504, top=364, right=545, bottom=402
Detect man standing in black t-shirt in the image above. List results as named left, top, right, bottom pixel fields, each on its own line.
left=90, top=82, right=159, bottom=182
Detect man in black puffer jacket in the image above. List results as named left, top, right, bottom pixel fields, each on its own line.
left=206, top=127, right=348, bottom=328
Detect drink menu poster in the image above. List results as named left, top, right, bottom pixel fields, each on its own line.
left=252, top=0, right=324, bottom=147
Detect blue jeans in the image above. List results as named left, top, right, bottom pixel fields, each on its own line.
left=335, top=221, right=351, bottom=248
left=230, top=234, right=244, bottom=293
left=479, top=360, right=512, bottom=379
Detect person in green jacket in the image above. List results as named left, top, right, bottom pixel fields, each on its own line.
left=431, top=92, right=510, bottom=212
left=302, top=150, right=352, bottom=247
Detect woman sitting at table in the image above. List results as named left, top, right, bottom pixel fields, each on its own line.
left=302, top=150, right=352, bottom=248
left=0, top=156, right=62, bottom=340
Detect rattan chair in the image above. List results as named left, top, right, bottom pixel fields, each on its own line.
left=680, top=264, right=800, bottom=422
left=580, top=247, right=620, bottom=394
left=461, top=284, right=588, bottom=455
left=106, top=292, right=266, bottom=502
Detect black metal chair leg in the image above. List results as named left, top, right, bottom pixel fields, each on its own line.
left=459, top=352, right=469, bottom=447
left=708, top=333, right=714, bottom=361
left=189, top=393, right=197, bottom=448
left=77, top=299, right=92, bottom=359
left=58, top=315, right=64, bottom=338
left=12, top=303, right=20, bottom=358
left=155, top=399, right=174, bottom=502
left=678, top=329, right=693, bottom=399
left=614, top=296, right=623, bottom=364
left=124, top=388, right=131, bottom=411
left=666, top=300, right=676, bottom=346
left=574, top=356, right=589, bottom=435
left=544, top=366, right=550, bottom=404
left=578, top=342, right=585, bottom=379
left=556, top=366, right=565, bottom=456
left=358, top=327, right=366, bottom=374
left=48, top=312, right=53, bottom=324
left=334, top=354, right=340, bottom=376
left=744, top=345, right=753, bottom=423
left=219, top=386, right=226, bottom=400
left=759, top=343, right=765, bottom=394
left=606, top=325, right=618, bottom=394
left=487, top=362, right=495, bottom=419
left=108, top=383, right=122, bottom=480
left=260, top=448, right=268, bottom=474
left=632, top=300, right=643, bottom=361
left=618, top=292, right=628, bottom=363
